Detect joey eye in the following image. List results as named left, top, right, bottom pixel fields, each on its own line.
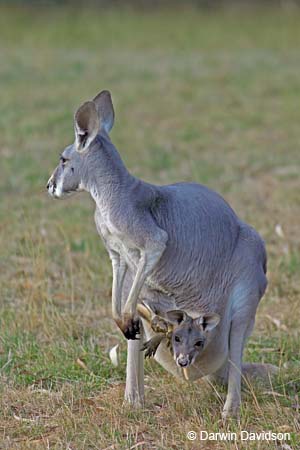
left=195, top=340, right=203, bottom=348
left=174, top=335, right=181, bottom=343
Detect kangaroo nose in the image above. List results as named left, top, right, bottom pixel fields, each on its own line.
left=47, top=178, right=56, bottom=194
left=46, top=176, right=52, bottom=190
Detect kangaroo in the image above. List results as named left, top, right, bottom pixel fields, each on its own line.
left=137, top=302, right=220, bottom=375
left=47, top=90, right=277, bottom=418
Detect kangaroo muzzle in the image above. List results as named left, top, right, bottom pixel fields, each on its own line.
left=176, top=354, right=191, bottom=368
left=47, top=175, right=57, bottom=196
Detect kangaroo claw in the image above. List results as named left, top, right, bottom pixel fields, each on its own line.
left=116, top=316, right=140, bottom=340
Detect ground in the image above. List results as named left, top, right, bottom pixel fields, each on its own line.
left=0, top=4, right=299, bottom=449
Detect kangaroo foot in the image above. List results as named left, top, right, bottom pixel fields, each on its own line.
left=222, top=400, right=241, bottom=422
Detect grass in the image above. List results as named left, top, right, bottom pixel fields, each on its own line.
left=0, top=3, right=300, bottom=449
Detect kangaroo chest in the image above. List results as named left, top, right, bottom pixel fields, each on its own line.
left=94, top=207, right=140, bottom=270
left=94, top=207, right=172, bottom=296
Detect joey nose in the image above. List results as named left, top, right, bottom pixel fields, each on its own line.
left=177, top=357, right=189, bottom=368
left=179, top=360, right=188, bottom=367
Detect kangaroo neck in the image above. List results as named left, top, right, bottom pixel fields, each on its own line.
left=83, top=134, right=136, bottom=208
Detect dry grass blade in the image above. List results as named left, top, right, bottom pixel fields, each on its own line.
left=76, top=358, right=94, bottom=376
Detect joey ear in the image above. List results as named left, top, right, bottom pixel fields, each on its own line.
left=74, top=101, right=100, bottom=152
left=93, top=90, right=115, bottom=134
left=165, top=309, right=188, bottom=325
left=195, top=313, right=220, bottom=332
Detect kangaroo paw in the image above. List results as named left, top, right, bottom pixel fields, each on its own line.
left=116, top=315, right=140, bottom=340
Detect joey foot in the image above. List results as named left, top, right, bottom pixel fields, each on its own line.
left=151, top=316, right=169, bottom=334
left=115, top=314, right=140, bottom=340
left=141, top=333, right=166, bottom=358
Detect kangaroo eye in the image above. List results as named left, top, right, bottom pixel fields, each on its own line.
left=60, top=156, right=68, bottom=165
left=195, top=340, right=203, bottom=347
left=174, top=335, right=181, bottom=343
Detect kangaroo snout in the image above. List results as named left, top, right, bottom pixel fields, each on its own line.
left=47, top=176, right=57, bottom=196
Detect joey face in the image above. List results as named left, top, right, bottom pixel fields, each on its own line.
left=172, top=321, right=206, bottom=367
left=166, top=311, right=220, bottom=368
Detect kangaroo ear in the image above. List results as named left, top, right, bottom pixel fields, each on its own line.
left=165, top=310, right=188, bottom=325
left=195, top=313, right=220, bottom=331
left=74, top=101, right=100, bottom=153
left=93, top=90, right=115, bottom=134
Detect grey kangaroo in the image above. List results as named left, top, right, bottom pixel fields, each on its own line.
left=137, top=302, right=220, bottom=370
left=47, top=90, right=277, bottom=419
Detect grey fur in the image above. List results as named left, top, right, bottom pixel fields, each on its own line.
left=47, top=90, right=276, bottom=418
left=139, top=305, right=220, bottom=367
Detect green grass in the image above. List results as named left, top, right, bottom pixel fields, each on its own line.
left=0, top=3, right=300, bottom=449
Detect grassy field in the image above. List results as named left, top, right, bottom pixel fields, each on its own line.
left=0, top=4, right=300, bottom=449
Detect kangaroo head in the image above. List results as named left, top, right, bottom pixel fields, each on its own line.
left=164, top=309, right=220, bottom=368
left=47, top=90, right=114, bottom=198
left=137, top=302, right=220, bottom=369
